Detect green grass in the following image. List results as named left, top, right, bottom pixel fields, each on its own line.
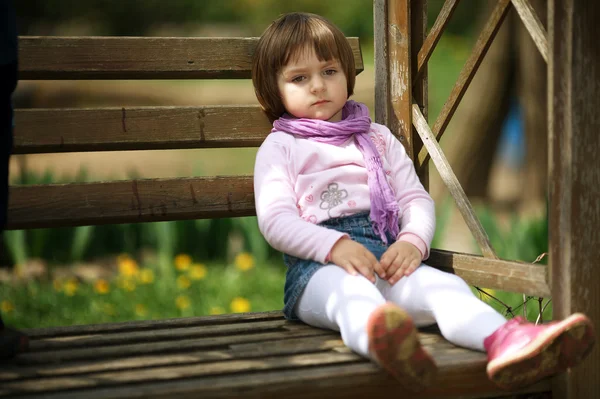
left=2, top=258, right=286, bottom=329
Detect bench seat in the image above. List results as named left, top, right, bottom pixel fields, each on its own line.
left=1, top=311, right=550, bottom=399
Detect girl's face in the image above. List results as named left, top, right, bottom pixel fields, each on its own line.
left=277, top=47, right=348, bottom=122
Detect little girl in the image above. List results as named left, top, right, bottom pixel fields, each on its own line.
left=251, top=12, right=595, bottom=392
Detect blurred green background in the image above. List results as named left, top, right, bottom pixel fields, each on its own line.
left=1, top=0, right=551, bottom=328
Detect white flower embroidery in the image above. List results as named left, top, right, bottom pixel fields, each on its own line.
left=320, top=183, right=348, bottom=217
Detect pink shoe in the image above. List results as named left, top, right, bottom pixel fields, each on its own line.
left=367, top=303, right=437, bottom=391
left=484, top=313, right=595, bottom=390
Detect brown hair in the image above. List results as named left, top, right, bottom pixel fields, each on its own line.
left=251, top=12, right=356, bottom=122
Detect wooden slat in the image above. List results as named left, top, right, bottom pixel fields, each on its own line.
left=417, top=0, right=512, bottom=172
left=38, top=364, right=547, bottom=399
left=428, top=249, right=550, bottom=297
left=549, top=1, right=600, bottom=397
left=412, top=105, right=497, bottom=259
left=18, top=36, right=364, bottom=80
left=1, top=335, right=345, bottom=382
left=23, top=311, right=283, bottom=339
left=415, top=0, right=460, bottom=82
left=1, top=351, right=361, bottom=394
left=6, top=176, right=255, bottom=230
left=1, top=323, right=551, bottom=399
left=13, top=106, right=270, bottom=154
left=28, top=320, right=311, bottom=352
left=511, top=0, right=548, bottom=63
left=15, top=328, right=330, bottom=365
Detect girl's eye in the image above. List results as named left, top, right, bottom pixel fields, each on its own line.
left=291, top=76, right=305, bottom=83
left=324, top=69, right=337, bottom=76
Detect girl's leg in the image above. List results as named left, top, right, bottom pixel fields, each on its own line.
left=294, top=265, right=386, bottom=357
left=295, top=265, right=437, bottom=391
left=379, top=264, right=506, bottom=351
left=381, top=264, right=595, bottom=389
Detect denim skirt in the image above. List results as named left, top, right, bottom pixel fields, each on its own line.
left=283, top=212, right=395, bottom=320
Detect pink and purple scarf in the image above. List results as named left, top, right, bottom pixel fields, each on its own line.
left=272, top=100, right=399, bottom=243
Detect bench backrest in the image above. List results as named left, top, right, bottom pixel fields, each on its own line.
left=8, top=36, right=363, bottom=230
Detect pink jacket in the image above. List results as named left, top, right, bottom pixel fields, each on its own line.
left=254, top=122, right=436, bottom=264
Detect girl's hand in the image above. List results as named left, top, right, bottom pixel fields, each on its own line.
left=329, top=237, right=385, bottom=283
left=380, top=241, right=422, bottom=285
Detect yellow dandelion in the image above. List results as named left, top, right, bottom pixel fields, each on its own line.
left=174, top=254, right=192, bottom=271
left=118, top=257, right=139, bottom=277
left=230, top=297, right=251, bottom=313
left=234, top=252, right=255, bottom=272
left=1, top=300, right=15, bottom=314
left=103, top=303, right=116, bottom=316
left=94, top=279, right=110, bottom=294
left=52, top=278, right=63, bottom=292
left=209, top=306, right=225, bottom=315
left=135, top=304, right=147, bottom=317
left=138, top=268, right=155, bottom=284
left=176, top=295, right=191, bottom=310
left=188, top=263, right=207, bottom=280
left=177, top=275, right=191, bottom=290
left=63, top=278, right=79, bottom=296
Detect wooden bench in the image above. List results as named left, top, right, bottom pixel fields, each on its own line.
left=4, top=1, right=598, bottom=398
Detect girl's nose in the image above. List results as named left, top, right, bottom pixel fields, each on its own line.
left=310, top=76, right=325, bottom=93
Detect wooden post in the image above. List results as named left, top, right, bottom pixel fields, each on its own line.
left=548, top=1, right=600, bottom=398
left=411, top=0, right=428, bottom=189
left=373, top=0, right=428, bottom=189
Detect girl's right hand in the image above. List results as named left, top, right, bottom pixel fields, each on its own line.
left=329, top=237, right=385, bottom=283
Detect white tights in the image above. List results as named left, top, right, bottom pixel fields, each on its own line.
left=294, top=264, right=507, bottom=357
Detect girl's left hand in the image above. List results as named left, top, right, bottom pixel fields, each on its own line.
left=380, top=241, right=422, bottom=285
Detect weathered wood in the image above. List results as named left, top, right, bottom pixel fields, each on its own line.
left=511, top=0, right=548, bottom=62
left=417, top=0, right=512, bottom=172
left=18, top=36, right=364, bottom=80
left=1, top=315, right=551, bottom=399
left=411, top=0, right=429, bottom=189
left=428, top=249, right=550, bottom=297
left=415, top=0, right=460, bottom=82
left=3, top=352, right=364, bottom=394
left=1, top=335, right=346, bottom=381
left=387, top=0, right=414, bottom=157
left=13, top=106, right=270, bottom=154
left=0, top=366, right=551, bottom=399
left=412, top=104, right=498, bottom=259
left=15, top=328, right=331, bottom=365
left=23, top=311, right=282, bottom=339
left=373, top=0, right=391, bottom=127
left=548, top=1, right=600, bottom=398
left=28, top=320, right=313, bottom=352
left=6, top=176, right=255, bottom=230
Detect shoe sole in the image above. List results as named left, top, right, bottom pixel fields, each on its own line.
left=487, top=313, right=595, bottom=390
left=367, top=303, right=437, bottom=392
